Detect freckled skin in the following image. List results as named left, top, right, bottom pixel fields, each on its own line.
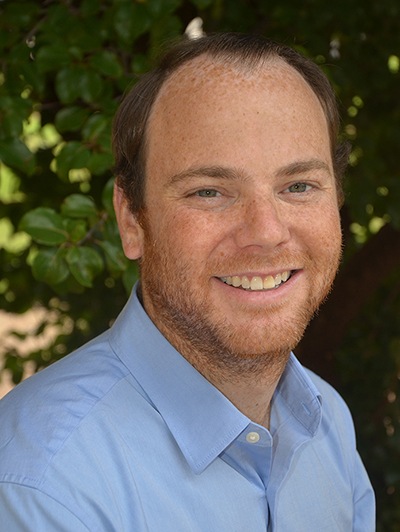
left=115, top=55, right=342, bottom=420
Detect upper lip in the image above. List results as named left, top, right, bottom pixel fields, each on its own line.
left=217, top=269, right=295, bottom=278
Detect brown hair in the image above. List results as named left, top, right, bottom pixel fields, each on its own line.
left=112, top=33, right=349, bottom=213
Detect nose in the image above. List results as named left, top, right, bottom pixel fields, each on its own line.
left=233, top=197, right=291, bottom=251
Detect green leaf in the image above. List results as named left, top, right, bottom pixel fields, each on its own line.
left=2, top=1, right=40, bottom=31
left=36, top=43, right=71, bottom=73
left=81, top=0, right=101, bottom=16
left=55, top=65, right=103, bottom=104
left=147, top=0, right=182, bottom=18
left=122, top=260, right=139, bottom=294
left=131, top=53, right=151, bottom=74
left=95, top=131, right=112, bottom=150
left=50, top=273, right=86, bottom=295
left=68, top=46, right=84, bottom=61
left=82, top=114, right=110, bottom=141
left=98, top=240, right=126, bottom=273
left=44, top=3, right=71, bottom=31
left=1, top=108, right=24, bottom=138
left=114, top=3, right=152, bottom=44
left=150, top=14, right=182, bottom=48
left=89, top=51, right=123, bottom=78
left=79, top=69, right=104, bottom=103
left=4, top=353, right=24, bottom=385
left=19, top=207, right=68, bottom=245
left=386, top=204, right=400, bottom=230
left=0, top=96, right=32, bottom=137
left=61, top=194, right=98, bottom=218
left=87, top=152, right=114, bottom=175
left=63, top=218, right=88, bottom=243
left=55, top=66, right=82, bottom=104
left=66, top=246, right=104, bottom=287
left=32, top=247, right=69, bottom=284
left=189, top=0, right=213, bottom=8
left=103, top=217, right=121, bottom=243
left=0, top=138, right=35, bottom=175
left=55, top=106, right=90, bottom=133
left=20, top=61, right=46, bottom=95
left=56, top=141, right=91, bottom=180
left=102, top=177, right=115, bottom=215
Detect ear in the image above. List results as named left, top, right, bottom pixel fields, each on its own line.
left=113, top=183, right=144, bottom=260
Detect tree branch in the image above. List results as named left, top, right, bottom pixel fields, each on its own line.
left=77, top=212, right=109, bottom=246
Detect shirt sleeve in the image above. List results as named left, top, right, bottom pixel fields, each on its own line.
left=0, top=483, right=92, bottom=532
left=352, top=452, right=376, bottom=532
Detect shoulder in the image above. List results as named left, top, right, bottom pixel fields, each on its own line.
left=0, top=330, right=130, bottom=486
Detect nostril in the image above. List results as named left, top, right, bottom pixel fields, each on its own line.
left=234, top=207, right=290, bottom=249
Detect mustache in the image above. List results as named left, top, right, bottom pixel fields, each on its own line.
left=207, top=249, right=313, bottom=277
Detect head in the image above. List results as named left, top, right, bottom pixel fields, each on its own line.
left=113, top=33, right=345, bottom=380
left=113, top=33, right=349, bottom=216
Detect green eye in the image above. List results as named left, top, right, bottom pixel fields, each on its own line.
left=197, top=189, right=220, bottom=197
left=287, top=183, right=311, bottom=193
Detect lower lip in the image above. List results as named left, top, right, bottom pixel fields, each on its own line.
left=212, top=271, right=302, bottom=302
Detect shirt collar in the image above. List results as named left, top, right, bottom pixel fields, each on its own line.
left=110, top=284, right=322, bottom=473
left=109, top=285, right=249, bottom=474
left=274, top=355, right=322, bottom=436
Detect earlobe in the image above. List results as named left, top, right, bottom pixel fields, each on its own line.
left=113, top=183, right=144, bottom=260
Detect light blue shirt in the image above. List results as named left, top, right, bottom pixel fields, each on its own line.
left=0, top=286, right=375, bottom=531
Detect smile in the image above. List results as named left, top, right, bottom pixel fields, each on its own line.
left=219, top=271, right=293, bottom=291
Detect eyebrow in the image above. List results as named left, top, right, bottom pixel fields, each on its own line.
left=166, top=166, right=246, bottom=186
left=166, top=159, right=332, bottom=187
left=275, top=159, right=332, bottom=178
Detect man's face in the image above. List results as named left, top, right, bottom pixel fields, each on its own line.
left=121, top=56, right=342, bottom=369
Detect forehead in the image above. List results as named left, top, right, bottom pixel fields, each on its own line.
left=145, top=55, right=330, bottom=179
left=150, top=53, right=323, bottom=121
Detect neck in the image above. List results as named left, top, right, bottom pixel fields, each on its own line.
left=185, top=347, right=288, bottom=429
left=148, top=308, right=289, bottom=429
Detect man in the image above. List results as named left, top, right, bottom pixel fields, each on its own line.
left=0, top=33, right=374, bottom=531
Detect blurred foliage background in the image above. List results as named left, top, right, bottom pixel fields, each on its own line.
left=1, top=0, right=400, bottom=528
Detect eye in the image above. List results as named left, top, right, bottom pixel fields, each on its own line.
left=285, top=183, right=312, bottom=193
left=196, top=189, right=221, bottom=198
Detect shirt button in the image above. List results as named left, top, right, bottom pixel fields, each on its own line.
left=246, top=431, right=260, bottom=443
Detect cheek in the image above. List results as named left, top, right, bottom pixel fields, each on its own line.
left=311, top=211, right=342, bottom=259
left=294, top=205, right=341, bottom=258
left=156, top=208, right=224, bottom=261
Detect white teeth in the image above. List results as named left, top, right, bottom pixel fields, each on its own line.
left=220, top=271, right=292, bottom=291
left=263, top=275, right=275, bottom=289
left=250, top=276, right=263, bottom=290
left=232, top=276, right=241, bottom=287
left=241, top=276, right=250, bottom=289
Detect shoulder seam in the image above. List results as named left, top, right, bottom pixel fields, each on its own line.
left=39, top=372, right=130, bottom=484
